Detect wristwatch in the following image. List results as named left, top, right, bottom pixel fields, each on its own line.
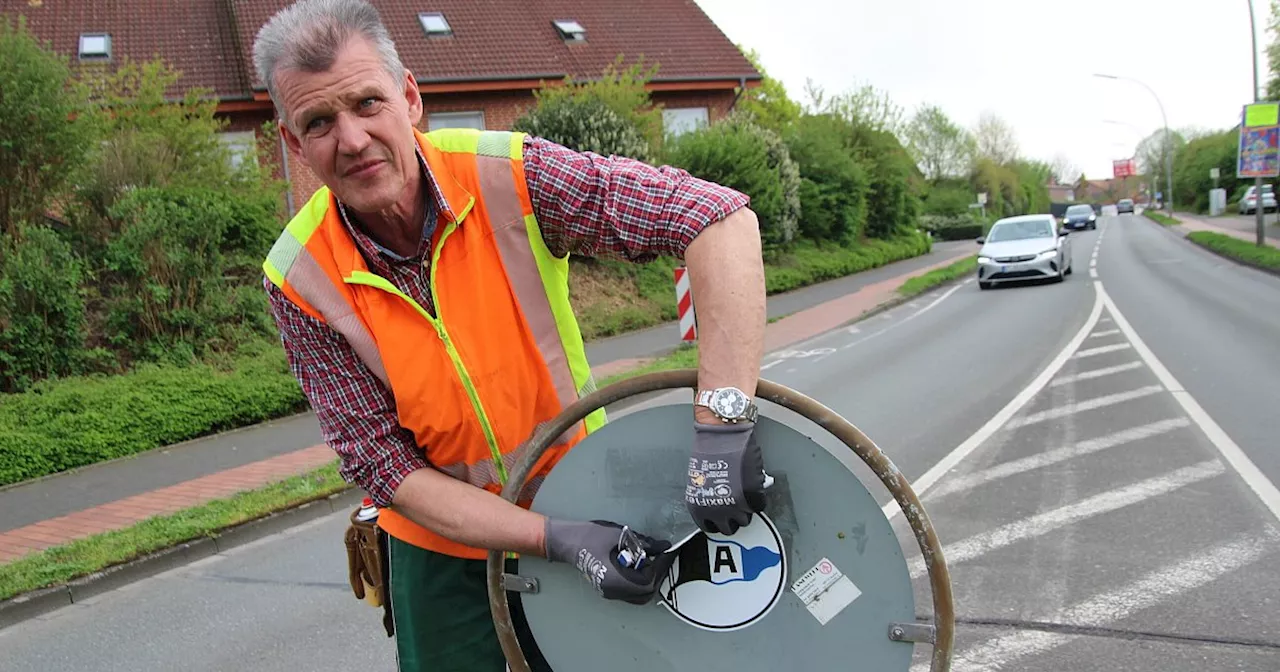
left=695, top=386, right=759, bottom=423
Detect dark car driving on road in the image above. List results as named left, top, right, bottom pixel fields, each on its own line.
left=1060, top=204, right=1097, bottom=231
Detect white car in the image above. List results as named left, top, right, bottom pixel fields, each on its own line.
left=976, top=215, right=1073, bottom=290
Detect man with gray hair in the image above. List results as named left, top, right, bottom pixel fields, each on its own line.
left=253, top=0, right=769, bottom=669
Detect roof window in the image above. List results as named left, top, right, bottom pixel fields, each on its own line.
left=553, top=19, right=586, bottom=42
left=78, top=33, right=111, bottom=60
left=418, top=13, right=452, bottom=37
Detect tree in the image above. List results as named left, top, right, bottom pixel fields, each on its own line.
left=736, top=47, right=802, bottom=134
left=804, top=79, right=906, bottom=139
left=1049, top=153, right=1081, bottom=184
left=1134, top=128, right=1186, bottom=201
left=905, top=105, right=975, bottom=182
left=0, top=16, right=96, bottom=238
left=973, top=111, right=1020, bottom=164
left=1266, top=0, right=1280, bottom=100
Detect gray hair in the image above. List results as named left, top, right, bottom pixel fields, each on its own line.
left=252, top=0, right=406, bottom=127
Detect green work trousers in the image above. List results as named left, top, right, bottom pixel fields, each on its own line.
left=387, top=535, right=554, bottom=671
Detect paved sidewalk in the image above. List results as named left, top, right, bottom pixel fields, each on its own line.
left=1172, top=211, right=1280, bottom=246
left=0, top=246, right=971, bottom=566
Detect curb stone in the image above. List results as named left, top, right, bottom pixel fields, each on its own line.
left=0, top=487, right=362, bottom=630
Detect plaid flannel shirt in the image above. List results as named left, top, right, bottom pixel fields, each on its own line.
left=265, top=135, right=749, bottom=506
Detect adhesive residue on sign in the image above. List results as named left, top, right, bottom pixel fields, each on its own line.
left=790, top=557, right=861, bottom=625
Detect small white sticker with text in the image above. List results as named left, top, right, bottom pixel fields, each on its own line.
left=790, top=557, right=861, bottom=625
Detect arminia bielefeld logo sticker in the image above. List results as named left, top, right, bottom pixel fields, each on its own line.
left=658, top=513, right=786, bottom=632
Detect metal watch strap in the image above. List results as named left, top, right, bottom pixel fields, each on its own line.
left=695, top=388, right=759, bottom=423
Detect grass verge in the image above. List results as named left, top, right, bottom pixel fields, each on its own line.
left=597, top=344, right=700, bottom=389
left=897, top=256, right=978, bottom=298
left=1185, top=231, right=1280, bottom=273
left=0, top=462, right=347, bottom=601
left=1145, top=211, right=1180, bottom=226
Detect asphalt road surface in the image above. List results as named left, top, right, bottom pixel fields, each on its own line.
left=2, top=214, right=1277, bottom=671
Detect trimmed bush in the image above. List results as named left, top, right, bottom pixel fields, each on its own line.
left=0, top=225, right=88, bottom=392
left=785, top=114, right=869, bottom=243
left=513, top=95, right=653, bottom=163
left=664, top=114, right=801, bottom=255
left=100, top=186, right=278, bottom=363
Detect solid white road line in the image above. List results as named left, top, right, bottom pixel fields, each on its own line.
left=922, top=418, right=1192, bottom=501
left=1072, top=343, right=1131, bottom=358
left=1098, top=283, right=1280, bottom=524
left=907, top=460, right=1225, bottom=578
left=937, top=531, right=1277, bottom=672
left=1089, top=268, right=1098, bottom=278
left=835, top=283, right=964, bottom=352
left=882, top=286, right=1105, bottom=520
left=1002, top=385, right=1164, bottom=430
left=1049, top=361, right=1143, bottom=386
left=1087, top=329, right=1120, bottom=338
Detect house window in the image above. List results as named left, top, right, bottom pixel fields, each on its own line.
left=418, top=13, right=452, bottom=37
left=79, top=33, right=111, bottom=61
left=663, top=107, right=709, bottom=137
left=218, top=131, right=258, bottom=170
left=428, top=111, right=485, bottom=131
left=553, top=19, right=586, bottom=42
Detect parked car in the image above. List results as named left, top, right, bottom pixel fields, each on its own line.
left=1238, top=184, right=1277, bottom=214
left=1060, top=204, right=1097, bottom=231
left=976, top=215, right=1073, bottom=290
left=1116, top=198, right=1134, bottom=214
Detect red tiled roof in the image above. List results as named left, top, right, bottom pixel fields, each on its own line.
left=3, top=0, right=250, bottom=100
left=230, top=0, right=759, bottom=89
left=4, top=0, right=757, bottom=102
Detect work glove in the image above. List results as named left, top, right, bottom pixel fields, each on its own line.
left=544, top=519, right=675, bottom=605
left=685, top=421, right=768, bottom=535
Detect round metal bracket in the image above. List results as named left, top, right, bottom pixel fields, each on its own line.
left=487, top=369, right=954, bottom=672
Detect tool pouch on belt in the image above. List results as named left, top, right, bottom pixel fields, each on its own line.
left=344, top=507, right=395, bottom=637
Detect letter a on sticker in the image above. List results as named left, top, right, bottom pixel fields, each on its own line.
left=713, top=545, right=739, bottom=576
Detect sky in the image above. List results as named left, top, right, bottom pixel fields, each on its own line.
left=692, top=0, right=1267, bottom=181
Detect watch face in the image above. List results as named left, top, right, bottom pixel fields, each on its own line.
left=711, top=388, right=748, bottom=418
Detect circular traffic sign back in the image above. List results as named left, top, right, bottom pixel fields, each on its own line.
left=515, top=403, right=918, bottom=671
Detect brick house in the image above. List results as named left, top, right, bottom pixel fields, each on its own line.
left=9, top=0, right=761, bottom=215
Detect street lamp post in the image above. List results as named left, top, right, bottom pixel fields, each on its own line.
left=1248, top=0, right=1265, bottom=246
left=1094, top=73, right=1174, bottom=215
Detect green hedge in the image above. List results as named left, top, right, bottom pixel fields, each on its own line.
left=0, top=343, right=305, bottom=486
left=764, top=232, right=932, bottom=293
left=1185, top=231, right=1280, bottom=272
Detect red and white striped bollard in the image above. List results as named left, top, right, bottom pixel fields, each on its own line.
left=674, top=266, right=696, bottom=342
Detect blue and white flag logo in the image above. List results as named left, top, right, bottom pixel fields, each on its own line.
left=658, top=513, right=787, bottom=632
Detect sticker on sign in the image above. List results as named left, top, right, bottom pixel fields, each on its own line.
left=790, top=557, right=862, bottom=625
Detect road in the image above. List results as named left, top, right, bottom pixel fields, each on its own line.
left=2, top=214, right=1278, bottom=671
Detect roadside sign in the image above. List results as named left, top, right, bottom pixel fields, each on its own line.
left=1237, top=102, right=1280, bottom=178
left=977, top=192, right=987, bottom=205
left=1210, top=168, right=1220, bottom=180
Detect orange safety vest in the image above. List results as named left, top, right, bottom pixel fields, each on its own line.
left=263, top=128, right=607, bottom=559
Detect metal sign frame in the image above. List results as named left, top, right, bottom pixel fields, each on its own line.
left=486, top=369, right=955, bottom=672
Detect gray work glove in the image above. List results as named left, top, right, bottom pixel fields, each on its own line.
left=685, top=421, right=768, bottom=535
left=544, top=519, right=674, bottom=605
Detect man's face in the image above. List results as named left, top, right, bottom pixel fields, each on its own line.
left=276, top=37, right=422, bottom=215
